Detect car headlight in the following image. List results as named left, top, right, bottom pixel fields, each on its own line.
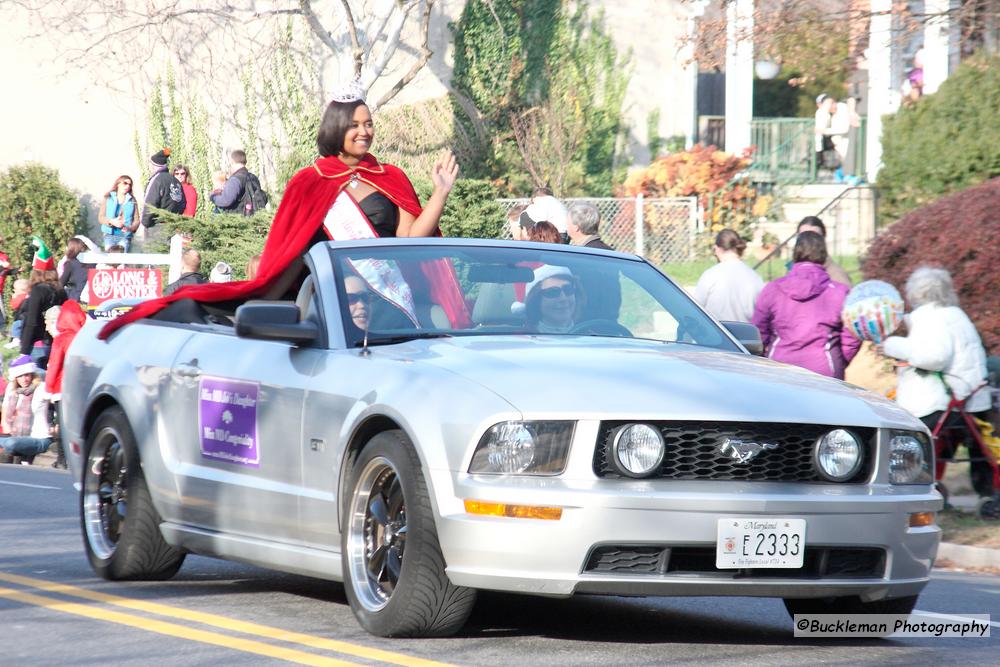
left=468, top=421, right=575, bottom=475
left=814, top=428, right=864, bottom=482
left=889, top=430, right=932, bottom=484
left=610, top=423, right=665, bottom=478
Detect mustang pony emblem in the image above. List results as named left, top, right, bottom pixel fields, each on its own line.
left=717, top=437, right=779, bottom=463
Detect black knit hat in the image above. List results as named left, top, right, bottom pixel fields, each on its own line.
left=150, top=147, right=172, bottom=167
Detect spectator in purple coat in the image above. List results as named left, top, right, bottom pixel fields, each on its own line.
left=751, top=231, right=860, bottom=379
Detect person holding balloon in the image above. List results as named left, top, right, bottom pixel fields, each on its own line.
left=877, top=267, right=995, bottom=498
left=752, top=231, right=860, bottom=379
left=839, top=277, right=904, bottom=396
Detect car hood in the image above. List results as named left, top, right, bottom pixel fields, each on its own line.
left=381, top=335, right=922, bottom=429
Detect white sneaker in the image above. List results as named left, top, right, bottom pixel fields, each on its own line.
left=3, top=338, right=19, bottom=349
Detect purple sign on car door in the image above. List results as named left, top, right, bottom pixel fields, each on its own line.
left=199, top=377, right=260, bottom=467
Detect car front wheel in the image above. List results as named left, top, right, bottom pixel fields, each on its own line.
left=342, top=430, right=475, bottom=637
left=81, top=406, right=185, bottom=580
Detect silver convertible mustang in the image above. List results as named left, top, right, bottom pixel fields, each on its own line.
left=61, top=239, right=941, bottom=637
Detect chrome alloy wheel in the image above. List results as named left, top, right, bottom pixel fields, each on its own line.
left=83, top=429, right=128, bottom=560
left=346, top=456, right=408, bottom=612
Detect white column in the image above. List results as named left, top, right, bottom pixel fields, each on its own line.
left=923, top=0, right=958, bottom=95
left=684, top=1, right=709, bottom=149
left=724, top=0, right=754, bottom=155
left=866, top=0, right=894, bottom=182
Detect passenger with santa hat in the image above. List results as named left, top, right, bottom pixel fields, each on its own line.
left=0, top=355, right=53, bottom=465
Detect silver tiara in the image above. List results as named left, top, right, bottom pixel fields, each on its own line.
left=330, top=77, right=366, bottom=104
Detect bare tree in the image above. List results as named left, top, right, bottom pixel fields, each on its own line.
left=13, top=0, right=436, bottom=110
left=681, top=0, right=1000, bottom=73
left=510, top=104, right=589, bottom=194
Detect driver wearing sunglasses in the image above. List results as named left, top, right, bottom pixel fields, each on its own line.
left=344, top=275, right=371, bottom=330
left=523, top=265, right=582, bottom=334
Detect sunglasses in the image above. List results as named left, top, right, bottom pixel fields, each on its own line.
left=174, top=171, right=186, bottom=176
left=347, top=292, right=369, bottom=306
left=539, top=284, right=575, bottom=299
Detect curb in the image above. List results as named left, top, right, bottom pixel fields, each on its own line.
left=938, top=542, right=1000, bottom=570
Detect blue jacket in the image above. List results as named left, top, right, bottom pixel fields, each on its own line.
left=102, top=193, right=136, bottom=235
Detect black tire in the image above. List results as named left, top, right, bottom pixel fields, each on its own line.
left=81, top=406, right=185, bottom=580
left=783, top=594, right=918, bottom=617
left=342, top=430, right=476, bottom=637
left=979, top=494, right=1000, bottom=520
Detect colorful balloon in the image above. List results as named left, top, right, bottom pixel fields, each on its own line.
left=841, top=280, right=904, bottom=343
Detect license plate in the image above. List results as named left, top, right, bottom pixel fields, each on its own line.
left=716, top=518, right=806, bottom=569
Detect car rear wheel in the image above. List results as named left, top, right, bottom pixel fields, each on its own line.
left=783, top=594, right=918, bottom=617
left=342, top=430, right=476, bottom=637
left=81, top=406, right=185, bottom=580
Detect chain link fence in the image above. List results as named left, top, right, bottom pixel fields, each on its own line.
left=496, top=197, right=700, bottom=264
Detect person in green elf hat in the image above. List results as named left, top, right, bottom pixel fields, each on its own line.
left=19, top=237, right=66, bottom=369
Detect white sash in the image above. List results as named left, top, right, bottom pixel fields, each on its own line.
left=322, top=190, right=418, bottom=325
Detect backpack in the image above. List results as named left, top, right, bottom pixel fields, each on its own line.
left=240, top=172, right=269, bottom=216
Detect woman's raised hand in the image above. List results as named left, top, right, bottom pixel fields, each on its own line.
left=431, top=150, right=459, bottom=193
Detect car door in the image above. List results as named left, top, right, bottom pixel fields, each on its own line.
left=294, top=257, right=371, bottom=550
left=164, top=315, right=322, bottom=544
left=297, top=351, right=371, bottom=549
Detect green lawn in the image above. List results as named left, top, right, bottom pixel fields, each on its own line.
left=937, top=507, right=1000, bottom=549
left=661, top=255, right=863, bottom=288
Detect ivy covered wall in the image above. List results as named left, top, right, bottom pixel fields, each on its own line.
left=451, top=0, right=629, bottom=196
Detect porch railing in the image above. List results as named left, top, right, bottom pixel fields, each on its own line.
left=697, top=116, right=868, bottom=184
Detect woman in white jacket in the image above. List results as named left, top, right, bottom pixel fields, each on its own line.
left=882, top=267, right=994, bottom=497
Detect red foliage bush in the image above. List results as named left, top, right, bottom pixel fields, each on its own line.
left=862, top=176, right=1000, bottom=352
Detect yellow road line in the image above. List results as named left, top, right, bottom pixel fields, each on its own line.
left=0, top=585, right=359, bottom=667
left=0, top=573, right=455, bottom=667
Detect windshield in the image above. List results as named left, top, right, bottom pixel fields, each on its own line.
left=328, top=244, right=739, bottom=352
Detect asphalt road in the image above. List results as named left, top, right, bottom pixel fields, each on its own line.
left=0, top=463, right=997, bottom=667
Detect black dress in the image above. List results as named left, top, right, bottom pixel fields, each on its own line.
left=358, top=192, right=399, bottom=237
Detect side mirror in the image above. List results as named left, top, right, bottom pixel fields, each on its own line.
left=719, top=321, right=764, bottom=356
left=235, top=301, right=319, bottom=345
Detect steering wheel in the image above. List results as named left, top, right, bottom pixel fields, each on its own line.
left=569, top=319, right=632, bottom=337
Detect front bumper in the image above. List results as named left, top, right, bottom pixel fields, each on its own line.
left=432, top=472, right=941, bottom=600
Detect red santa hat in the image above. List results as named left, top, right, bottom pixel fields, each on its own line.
left=31, top=236, right=55, bottom=271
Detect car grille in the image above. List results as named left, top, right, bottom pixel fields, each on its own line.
left=593, top=421, right=876, bottom=482
left=583, top=545, right=885, bottom=579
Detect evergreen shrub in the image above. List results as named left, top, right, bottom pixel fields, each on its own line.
left=877, top=53, right=1000, bottom=225
left=147, top=210, right=273, bottom=281
left=0, top=163, right=86, bottom=270
left=413, top=179, right=506, bottom=240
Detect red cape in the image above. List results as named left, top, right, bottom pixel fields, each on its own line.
left=46, top=300, right=87, bottom=395
left=100, top=154, right=468, bottom=339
